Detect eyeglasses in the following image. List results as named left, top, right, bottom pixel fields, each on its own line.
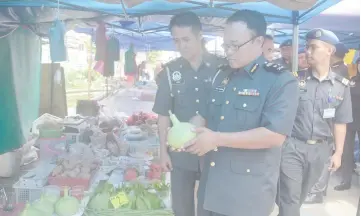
left=221, top=36, right=257, bottom=52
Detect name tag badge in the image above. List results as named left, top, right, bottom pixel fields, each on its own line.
left=215, top=86, right=225, bottom=92
left=323, top=108, right=336, bottom=119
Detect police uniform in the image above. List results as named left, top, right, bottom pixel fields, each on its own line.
left=152, top=53, right=225, bottom=216
left=197, top=56, right=299, bottom=216
left=332, top=62, right=349, bottom=78
left=336, top=72, right=360, bottom=190
left=274, top=39, right=293, bottom=70
left=331, top=43, right=350, bottom=78
left=305, top=45, right=350, bottom=202
left=278, top=29, right=353, bottom=216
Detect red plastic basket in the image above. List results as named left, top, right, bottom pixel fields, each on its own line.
left=47, top=167, right=98, bottom=190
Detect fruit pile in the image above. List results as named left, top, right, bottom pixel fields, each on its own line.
left=126, top=112, right=157, bottom=126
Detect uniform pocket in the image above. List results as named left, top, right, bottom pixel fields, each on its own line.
left=172, top=87, right=187, bottom=107
left=233, top=96, right=260, bottom=129
left=297, top=94, right=311, bottom=114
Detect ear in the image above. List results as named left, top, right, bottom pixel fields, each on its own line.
left=256, top=36, right=265, bottom=46
left=326, top=43, right=335, bottom=56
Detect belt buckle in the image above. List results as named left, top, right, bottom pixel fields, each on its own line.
left=306, top=140, right=317, bottom=145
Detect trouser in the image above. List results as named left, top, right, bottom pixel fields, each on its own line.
left=278, top=137, right=331, bottom=216
left=339, top=129, right=359, bottom=184
left=170, top=167, right=198, bottom=216
left=308, top=154, right=332, bottom=195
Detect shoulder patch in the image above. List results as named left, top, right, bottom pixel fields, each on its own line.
left=217, top=63, right=229, bottom=71
left=334, top=73, right=350, bottom=86
left=263, top=62, right=287, bottom=73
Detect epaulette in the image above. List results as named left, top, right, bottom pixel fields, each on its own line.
left=263, top=62, right=288, bottom=73
left=333, top=72, right=350, bottom=86
left=217, top=63, right=229, bottom=71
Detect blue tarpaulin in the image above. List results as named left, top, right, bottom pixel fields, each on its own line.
left=0, top=0, right=343, bottom=51
left=269, top=0, right=360, bottom=49
left=0, top=0, right=340, bottom=25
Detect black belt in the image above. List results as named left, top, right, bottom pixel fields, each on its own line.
left=293, top=137, right=330, bottom=145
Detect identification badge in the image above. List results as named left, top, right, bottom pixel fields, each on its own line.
left=215, top=86, right=225, bottom=92
left=323, top=108, right=336, bottom=119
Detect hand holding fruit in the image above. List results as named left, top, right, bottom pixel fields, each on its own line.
left=185, top=127, right=220, bottom=156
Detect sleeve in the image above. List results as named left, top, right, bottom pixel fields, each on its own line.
left=152, top=70, right=172, bottom=116
left=260, top=73, right=299, bottom=136
left=334, top=86, right=353, bottom=124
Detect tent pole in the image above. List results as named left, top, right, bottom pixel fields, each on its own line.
left=291, top=11, right=299, bottom=73
left=87, top=37, right=93, bottom=100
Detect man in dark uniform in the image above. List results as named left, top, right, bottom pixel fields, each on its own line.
left=274, top=39, right=293, bottom=69
left=152, top=12, right=225, bottom=216
left=335, top=57, right=360, bottom=191
left=298, top=47, right=309, bottom=71
left=184, top=10, right=299, bottom=216
left=278, top=28, right=353, bottom=216
left=331, top=42, right=349, bottom=78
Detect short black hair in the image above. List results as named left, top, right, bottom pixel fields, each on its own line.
left=169, top=12, right=202, bottom=33
left=226, top=10, right=267, bottom=37
left=265, top=34, right=273, bottom=40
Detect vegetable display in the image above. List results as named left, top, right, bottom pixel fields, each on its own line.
left=86, top=180, right=170, bottom=215
left=126, top=112, right=157, bottom=126
left=20, top=204, right=43, bottom=216
left=32, top=195, right=54, bottom=216
left=146, top=163, right=162, bottom=180
left=124, top=168, right=139, bottom=181
left=51, top=157, right=98, bottom=179
left=55, top=188, right=80, bottom=216
left=167, top=110, right=196, bottom=149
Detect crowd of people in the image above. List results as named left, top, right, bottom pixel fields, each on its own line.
left=152, top=9, right=360, bottom=216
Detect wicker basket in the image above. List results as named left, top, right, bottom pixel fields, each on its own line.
left=84, top=208, right=173, bottom=216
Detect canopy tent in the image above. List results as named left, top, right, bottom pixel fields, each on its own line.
left=75, top=26, right=217, bottom=51
left=269, top=0, right=360, bottom=49
left=0, top=0, right=340, bottom=26
left=270, top=29, right=359, bottom=49
left=0, top=0, right=342, bottom=52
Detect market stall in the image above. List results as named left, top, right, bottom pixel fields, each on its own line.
left=2, top=106, right=173, bottom=216
left=0, top=1, right=347, bottom=216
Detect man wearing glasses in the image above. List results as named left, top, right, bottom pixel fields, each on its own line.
left=184, top=10, right=299, bottom=216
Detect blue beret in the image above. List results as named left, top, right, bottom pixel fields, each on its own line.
left=280, top=39, right=292, bottom=48
left=305, top=28, right=339, bottom=45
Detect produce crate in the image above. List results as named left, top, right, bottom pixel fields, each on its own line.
left=48, top=168, right=99, bottom=190
left=13, top=181, right=42, bottom=203
left=127, top=137, right=160, bottom=159
left=39, top=128, right=63, bottom=138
